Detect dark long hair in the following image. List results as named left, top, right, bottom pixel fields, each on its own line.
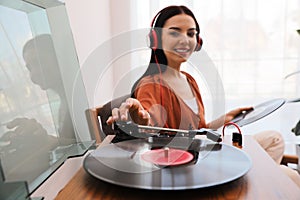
left=131, top=5, right=200, bottom=96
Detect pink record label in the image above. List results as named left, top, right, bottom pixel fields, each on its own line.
left=141, top=148, right=194, bottom=166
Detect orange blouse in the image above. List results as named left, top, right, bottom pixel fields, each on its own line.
left=134, top=72, right=207, bottom=131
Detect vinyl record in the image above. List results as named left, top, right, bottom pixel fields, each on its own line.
left=83, top=137, right=251, bottom=190
left=231, top=98, right=286, bottom=127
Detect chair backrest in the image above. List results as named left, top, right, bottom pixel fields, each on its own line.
left=86, top=94, right=130, bottom=144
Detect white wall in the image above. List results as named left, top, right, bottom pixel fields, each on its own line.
left=64, top=0, right=135, bottom=107
left=64, top=0, right=110, bottom=107
left=65, top=0, right=110, bottom=66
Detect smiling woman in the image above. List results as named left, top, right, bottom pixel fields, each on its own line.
left=106, top=5, right=254, bottom=131
left=124, top=5, right=212, bottom=130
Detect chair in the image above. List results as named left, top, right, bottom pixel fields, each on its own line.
left=86, top=94, right=130, bottom=144
left=281, top=154, right=299, bottom=166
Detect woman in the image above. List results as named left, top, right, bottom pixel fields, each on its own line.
left=107, top=5, right=251, bottom=130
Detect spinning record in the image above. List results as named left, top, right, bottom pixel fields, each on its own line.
left=83, top=137, right=252, bottom=190
left=231, top=98, right=286, bottom=127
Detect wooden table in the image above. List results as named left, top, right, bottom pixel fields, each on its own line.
left=55, top=135, right=300, bottom=199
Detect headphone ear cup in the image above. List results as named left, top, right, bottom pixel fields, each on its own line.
left=148, top=29, right=158, bottom=50
left=195, top=36, right=203, bottom=51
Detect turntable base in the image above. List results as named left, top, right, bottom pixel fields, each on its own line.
left=83, top=138, right=252, bottom=190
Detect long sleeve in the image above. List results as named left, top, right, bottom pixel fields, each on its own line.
left=134, top=73, right=207, bottom=131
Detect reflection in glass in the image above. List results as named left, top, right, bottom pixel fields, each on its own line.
left=23, top=34, right=76, bottom=143
left=1, top=34, right=76, bottom=183
left=0, top=1, right=93, bottom=195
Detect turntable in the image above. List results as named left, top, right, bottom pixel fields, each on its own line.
left=83, top=123, right=252, bottom=190
left=83, top=97, right=290, bottom=190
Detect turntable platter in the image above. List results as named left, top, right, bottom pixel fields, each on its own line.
left=83, top=138, right=252, bottom=190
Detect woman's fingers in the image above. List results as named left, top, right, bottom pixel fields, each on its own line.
left=119, top=102, right=130, bottom=120
left=106, top=116, right=114, bottom=125
left=127, top=98, right=150, bottom=125
left=232, top=106, right=253, bottom=117
left=106, top=107, right=124, bottom=125
left=106, top=98, right=149, bottom=125
left=240, top=106, right=254, bottom=112
left=139, top=110, right=150, bottom=119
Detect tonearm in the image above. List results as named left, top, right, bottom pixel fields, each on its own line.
left=113, top=121, right=222, bottom=143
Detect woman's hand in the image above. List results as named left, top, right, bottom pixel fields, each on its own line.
left=106, top=98, right=150, bottom=126
left=207, top=106, right=253, bottom=130
left=224, top=106, right=253, bottom=123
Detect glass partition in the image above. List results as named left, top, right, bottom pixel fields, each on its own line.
left=0, top=0, right=94, bottom=197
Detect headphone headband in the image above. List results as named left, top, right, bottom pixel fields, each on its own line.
left=150, top=11, right=161, bottom=28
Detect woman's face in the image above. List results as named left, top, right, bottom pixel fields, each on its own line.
left=161, top=14, right=197, bottom=67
